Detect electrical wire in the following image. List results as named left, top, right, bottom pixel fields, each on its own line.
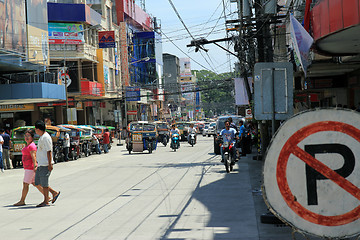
left=160, top=29, right=214, bottom=72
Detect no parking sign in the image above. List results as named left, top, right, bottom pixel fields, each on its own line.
left=263, top=109, right=360, bottom=238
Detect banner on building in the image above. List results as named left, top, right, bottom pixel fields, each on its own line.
left=67, top=108, right=77, bottom=125
left=234, top=77, right=253, bottom=106
left=48, top=23, right=85, bottom=44
left=0, top=0, right=27, bottom=54
left=26, top=0, right=49, bottom=65
left=98, top=31, right=115, bottom=48
left=290, top=14, right=314, bottom=77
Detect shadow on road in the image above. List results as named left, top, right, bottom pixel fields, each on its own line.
left=160, top=161, right=258, bottom=239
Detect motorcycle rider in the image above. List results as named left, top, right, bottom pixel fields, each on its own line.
left=219, top=120, right=237, bottom=163
left=187, top=123, right=197, bottom=144
left=170, top=124, right=180, bottom=149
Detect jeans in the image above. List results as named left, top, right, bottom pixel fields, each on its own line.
left=0, top=151, right=3, bottom=170
left=95, top=144, right=101, bottom=154
left=2, top=148, right=10, bottom=169
left=64, top=147, right=69, bottom=161
left=220, top=144, right=236, bottom=162
left=103, top=144, right=109, bottom=153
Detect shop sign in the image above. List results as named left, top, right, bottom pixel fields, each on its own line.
left=0, top=113, right=14, bottom=118
left=98, top=31, right=115, bottom=48
left=48, top=23, right=85, bottom=45
left=0, top=104, right=34, bottom=112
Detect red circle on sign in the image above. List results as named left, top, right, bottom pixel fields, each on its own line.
left=277, top=121, right=360, bottom=226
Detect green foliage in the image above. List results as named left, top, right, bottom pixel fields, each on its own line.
left=193, top=70, right=235, bottom=117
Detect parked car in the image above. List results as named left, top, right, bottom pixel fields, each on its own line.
left=207, top=122, right=217, bottom=137
left=202, top=124, right=209, bottom=136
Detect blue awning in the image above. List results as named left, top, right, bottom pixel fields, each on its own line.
left=0, top=82, right=66, bottom=105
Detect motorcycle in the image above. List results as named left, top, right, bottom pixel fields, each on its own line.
left=171, top=133, right=180, bottom=151
left=158, top=132, right=169, bottom=146
left=220, top=139, right=235, bottom=173
left=188, top=133, right=196, bottom=147
left=53, top=139, right=65, bottom=163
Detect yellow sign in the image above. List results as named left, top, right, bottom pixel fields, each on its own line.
left=0, top=104, right=34, bottom=112
left=13, top=143, right=26, bottom=152
left=132, top=133, right=142, bottom=142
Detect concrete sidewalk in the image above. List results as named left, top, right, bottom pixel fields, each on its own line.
left=241, top=152, right=355, bottom=240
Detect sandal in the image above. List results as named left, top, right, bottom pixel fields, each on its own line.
left=52, top=191, right=60, bottom=204
left=13, top=201, right=25, bottom=206
left=36, top=202, right=49, bottom=208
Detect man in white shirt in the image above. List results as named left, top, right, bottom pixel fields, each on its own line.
left=187, top=123, right=197, bottom=143
left=34, top=120, right=60, bottom=207
left=63, top=132, right=70, bottom=161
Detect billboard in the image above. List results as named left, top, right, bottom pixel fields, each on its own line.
left=0, top=0, right=27, bottom=54
left=48, top=23, right=85, bottom=45
left=181, top=82, right=194, bottom=101
left=26, top=0, right=49, bottom=65
left=180, top=58, right=192, bottom=77
left=98, top=31, right=115, bottom=48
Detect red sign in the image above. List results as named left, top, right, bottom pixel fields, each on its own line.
left=81, top=81, right=103, bottom=96
left=127, top=111, right=137, bottom=115
left=98, top=31, right=115, bottom=48
left=48, top=39, right=83, bottom=45
left=277, top=121, right=360, bottom=226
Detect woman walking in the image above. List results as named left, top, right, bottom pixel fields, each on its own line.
left=13, top=129, right=43, bottom=206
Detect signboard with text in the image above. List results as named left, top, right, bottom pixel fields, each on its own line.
left=48, top=23, right=85, bottom=44
left=126, top=87, right=140, bottom=101
left=98, top=31, right=115, bottom=48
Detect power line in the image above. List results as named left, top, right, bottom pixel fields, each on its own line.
left=160, top=29, right=214, bottom=72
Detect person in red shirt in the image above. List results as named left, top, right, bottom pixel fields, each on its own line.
left=102, top=129, right=110, bottom=153
left=13, top=129, right=43, bottom=206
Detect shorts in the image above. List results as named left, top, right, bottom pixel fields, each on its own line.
left=23, top=169, right=35, bottom=184
left=35, top=166, right=51, bottom=187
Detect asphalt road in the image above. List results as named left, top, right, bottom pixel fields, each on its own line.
left=0, top=136, right=289, bottom=240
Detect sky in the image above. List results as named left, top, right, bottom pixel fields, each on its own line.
left=144, top=0, right=238, bottom=74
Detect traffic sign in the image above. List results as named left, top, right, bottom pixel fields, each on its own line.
left=263, top=109, right=360, bottom=238
left=245, top=108, right=252, bottom=120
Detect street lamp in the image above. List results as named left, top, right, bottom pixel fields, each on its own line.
left=124, top=56, right=151, bottom=125
left=129, top=56, right=150, bottom=65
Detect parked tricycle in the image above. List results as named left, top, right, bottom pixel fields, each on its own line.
left=126, top=121, right=158, bottom=154
left=58, top=124, right=83, bottom=160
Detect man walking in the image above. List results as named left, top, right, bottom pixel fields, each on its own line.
left=102, top=129, right=110, bottom=153
left=63, top=131, right=70, bottom=162
left=0, top=133, right=4, bottom=173
left=0, top=129, right=11, bottom=170
left=34, top=120, right=60, bottom=207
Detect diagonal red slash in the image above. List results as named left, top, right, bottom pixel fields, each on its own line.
left=292, top=146, right=360, bottom=202
left=276, top=121, right=360, bottom=226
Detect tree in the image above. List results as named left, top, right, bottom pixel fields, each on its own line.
left=193, top=70, right=235, bottom=117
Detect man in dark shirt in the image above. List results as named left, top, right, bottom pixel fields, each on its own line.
left=0, top=129, right=11, bottom=170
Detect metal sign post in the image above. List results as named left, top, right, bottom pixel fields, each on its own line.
left=263, top=109, right=360, bottom=239
left=254, top=62, right=293, bottom=122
